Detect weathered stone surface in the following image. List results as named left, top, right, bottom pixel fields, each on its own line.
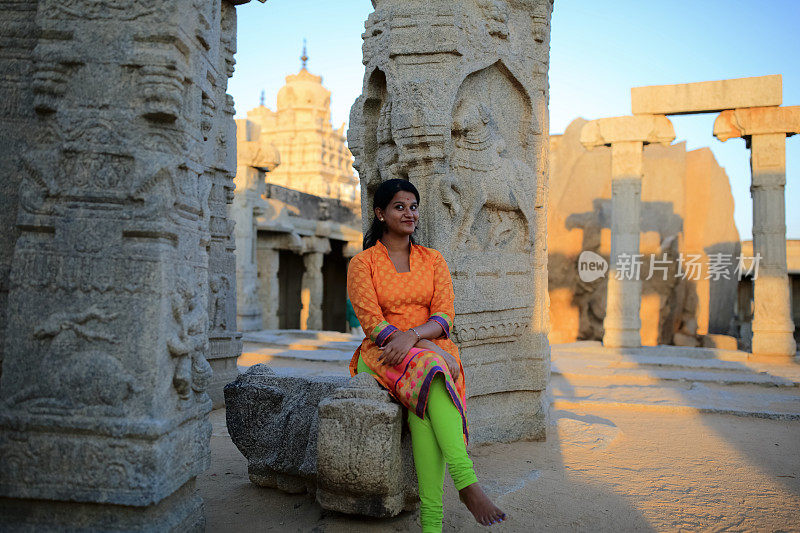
left=0, top=2, right=37, bottom=378
left=631, top=75, right=782, bottom=115
left=0, top=0, right=254, bottom=528
left=548, top=119, right=739, bottom=346
left=580, top=114, right=675, bottom=147
left=713, top=105, right=800, bottom=141
left=316, top=373, right=418, bottom=517
left=348, top=0, right=554, bottom=444
left=224, top=364, right=349, bottom=494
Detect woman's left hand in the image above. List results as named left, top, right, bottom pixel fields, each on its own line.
left=378, top=330, right=417, bottom=366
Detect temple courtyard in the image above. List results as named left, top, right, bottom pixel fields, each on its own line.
left=200, top=333, right=800, bottom=531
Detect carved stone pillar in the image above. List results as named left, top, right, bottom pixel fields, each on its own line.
left=0, top=1, right=257, bottom=528
left=715, top=106, right=799, bottom=357
left=349, top=0, right=554, bottom=444
left=233, top=119, right=280, bottom=333
left=580, top=115, right=675, bottom=348
left=0, top=1, right=37, bottom=377
left=301, top=251, right=325, bottom=331
left=256, top=244, right=280, bottom=330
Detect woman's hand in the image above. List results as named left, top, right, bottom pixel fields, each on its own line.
left=416, top=339, right=460, bottom=380
left=378, top=330, right=417, bottom=366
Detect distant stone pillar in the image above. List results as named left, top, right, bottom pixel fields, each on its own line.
left=715, top=106, right=800, bottom=357
left=301, top=251, right=325, bottom=331
left=349, top=0, right=554, bottom=444
left=257, top=244, right=280, bottom=330
left=233, top=119, right=280, bottom=333
left=0, top=1, right=257, bottom=528
left=581, top=115, right=675, bottom=348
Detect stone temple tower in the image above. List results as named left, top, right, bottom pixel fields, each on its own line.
left=246, top=44, right=360, bottom=205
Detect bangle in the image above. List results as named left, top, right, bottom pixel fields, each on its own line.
left=409, top=327, right=421, bottom=340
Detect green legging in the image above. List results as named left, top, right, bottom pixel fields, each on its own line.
left=357, top=355, right=478, bottom=532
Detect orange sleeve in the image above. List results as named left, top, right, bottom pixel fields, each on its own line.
left=347, top=253, right=398, bottom=347
left=428, top=250, right=455, bottom=339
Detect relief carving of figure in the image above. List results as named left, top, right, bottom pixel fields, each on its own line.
left=440, top=97, right=535, bottom=250
left=4, top=306, right=138, bottom=413
left=209, top=274, right=231, bottom=332
left=168, top=276, right=213, bottom=399
left=376, top=98, right=400, bottom=183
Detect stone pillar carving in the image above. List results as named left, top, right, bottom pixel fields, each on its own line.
left=233, top=119, right=280, bottom=332
left=0, top=1, right=257, bottom=528
left=715, top=106, right=800, bottom=357
left=0, top=2, right=37, bottom=376
left=301, top=250, right=325, bottom=331
left=256, top=245, right=281, bottom=330
left=349, top=0, right=554, bottom=444
left=580, top=115, right=675, bottom=348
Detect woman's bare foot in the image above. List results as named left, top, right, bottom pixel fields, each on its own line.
left=458, top=483, right=506, bottom=526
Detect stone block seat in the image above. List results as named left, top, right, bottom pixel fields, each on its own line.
left=224, top=365, right=417, bottom=517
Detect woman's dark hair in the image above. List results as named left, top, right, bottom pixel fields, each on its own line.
left=363, top=178, right=420, bottom=249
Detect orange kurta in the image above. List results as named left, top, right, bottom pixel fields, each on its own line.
left=347, top=241, right=468, bottom=439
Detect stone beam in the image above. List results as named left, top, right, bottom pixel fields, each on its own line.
left=631, top=75, right=782, bottom=116
left=713, top=106, right=800, bottom=141
left=580, top=115, right=675, bottom=148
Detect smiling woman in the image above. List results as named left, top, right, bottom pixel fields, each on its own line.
left=347, top=178, right=507, bottom=531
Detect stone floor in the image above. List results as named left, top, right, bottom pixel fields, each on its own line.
left=200, top=334, right=800, bottom=531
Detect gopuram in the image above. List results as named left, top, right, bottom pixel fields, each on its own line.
left=0, top=0, right=262, bottom=529
left=348, top=0, right=554, bottom=444
left=232, top=54, right=362, bottom=333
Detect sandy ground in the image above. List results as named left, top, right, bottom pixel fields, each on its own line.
left=199, top=405, right=800, bottom=532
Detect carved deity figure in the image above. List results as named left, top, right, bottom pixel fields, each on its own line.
left=168, top=276, right=213, bottom=400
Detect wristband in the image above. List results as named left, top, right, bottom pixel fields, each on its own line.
left=409, top=327, right=421, bottom=340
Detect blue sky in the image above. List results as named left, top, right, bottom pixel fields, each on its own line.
left=229, top=0, right=800, bottom=240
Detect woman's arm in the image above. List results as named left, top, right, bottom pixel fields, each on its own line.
left=378, top=320, right=445, bottom=365
left=347, top=255, right=397, bottom=347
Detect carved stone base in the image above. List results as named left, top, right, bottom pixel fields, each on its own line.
left=602, top=328, right=642, bottom=349
left=751, top=276, right=797, bottom=358
left=0, top=411, right=210, bottom=506
left=751, top=332, right=797, bottom=359
left=467, top=390, right=547, bottom=445
left=207, top=336, right=243, bottom=408
left=0, top=479, right=204, bottom=532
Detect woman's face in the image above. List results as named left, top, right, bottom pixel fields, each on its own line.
left=375, top=190, right=419, bottom=238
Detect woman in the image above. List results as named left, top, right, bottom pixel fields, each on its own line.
left=347, top=178, right=506, bottom=532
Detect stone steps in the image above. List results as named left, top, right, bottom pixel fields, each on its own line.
left=551, top=342, right=800, bottom=419
left=553, top=368, right=798, bottom=387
